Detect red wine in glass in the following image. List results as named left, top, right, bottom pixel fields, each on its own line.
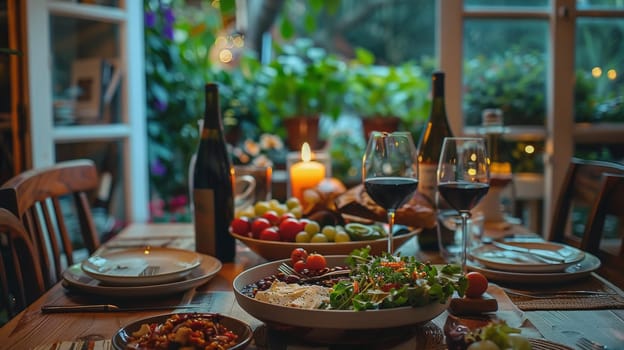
left=364, top=177, right=419, bottom=210
left=438, top=182, right=489, bottom=213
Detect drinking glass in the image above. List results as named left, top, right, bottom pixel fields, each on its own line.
left=362, top=131, right=419, bottom=254
left=437, top=137, right=490, bottom=272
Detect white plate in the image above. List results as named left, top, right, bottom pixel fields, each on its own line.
left=64, top=253, right=221, bottom=297
left=111, top=313, right=253, bottom=350
left=470, top=241, right=585, bottom=273
left=467, top=251, right=601, bottom=284
left=233, top=256, right=449, bottom=330
left=81, top=247, right=202, bottom=285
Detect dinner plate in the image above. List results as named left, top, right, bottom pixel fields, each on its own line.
left=470, top=241, right=585, bottom=273
left=81, top=247, right=202, bottom=285
left=63, top=253, right=221, bottom=297
left=233, top=256, right=449, bottom=329
left=111, top=313, right=252, bottom=350
left=467, top=251, right=601, bottom=284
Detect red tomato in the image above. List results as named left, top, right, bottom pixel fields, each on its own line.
left=465, top=272, right=489, bottom=298
left=278, top=212, right=296, bottom=224
left=279, top=218, right=305, bottom=242
left=230, top=216, right=251, bottom=236
left=293, top=259, right=307, bottom=273
left=306, top=253, right=327, bottom=271
left=251, top=218, right=271, bottom=239
left=262, top=210, right=280, bottom=225
left=290, top=247, right=309, bottom=266
left=259, top=227, right=281, bottom=241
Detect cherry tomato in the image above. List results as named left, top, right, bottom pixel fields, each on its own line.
left=259, top=227, right=280, bottom=241
left=279, top=218, right=305, bottom=242
left=290, top=247, right=308, bottom=266
left=251, top=218, right=271, bottom=239
left=465, top=271, right=489, bottom=298
left=230, top=217, right=251, bottom=236
left=262, top=210, right=280, bottom=225
left=293, top=259, right=307, bottom=273
left=306, top=253, right=327, bottom=271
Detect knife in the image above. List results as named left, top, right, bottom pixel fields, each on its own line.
left=41, top=304, right=203, bottom=313
left=490, top=241, right=567, bottom=263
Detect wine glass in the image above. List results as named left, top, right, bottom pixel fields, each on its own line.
left=363, top=131, right=419, bottom=254
left=437, top=137, right=490, bottom=272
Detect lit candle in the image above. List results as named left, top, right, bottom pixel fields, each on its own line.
left=289, top=143, right=326, bottom=202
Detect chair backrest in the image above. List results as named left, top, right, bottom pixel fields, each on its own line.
left=548, top=157, right=624, bottom=248
left=548, top=157, right=624, bottom=288
left=583, top=173, right=624, bottom=288
left=0, top=208, right=45, bottom=323
left=0, top=159, right=101, bottom=289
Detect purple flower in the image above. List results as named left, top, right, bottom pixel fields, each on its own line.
left=151, top=158, right=167, bottom=177
left=153, top=99, right=168, bottom=112
left=163, top=25, right=174, bottom=41
left=144, top=11, right=156, bottom=28
left=163, top=7, right=175, bottom=25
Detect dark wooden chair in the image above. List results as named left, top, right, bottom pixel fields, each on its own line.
left=0, top=159, right=101, bottom=289
left=0, top=208, right=45, bottom=323
left=548, top=157, right=624, bottom=288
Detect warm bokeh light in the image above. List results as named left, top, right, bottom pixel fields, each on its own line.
left=233, top=35, right=245, bottom=48
left=468, top=168, right=477, bottom=176
left=592, top=67, right=602, bottom=78
left=219, top=49, right=233, bottom=63
left=470, top=153, right=477, bottom=161
left=524, top=144, right=535, bottom=154
left=607, top=69, right=617, bottom=80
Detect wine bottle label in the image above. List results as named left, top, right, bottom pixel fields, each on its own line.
left=193, top=188, right=216, bottom=256
left=418, top=163, right=438, bottom=203
left=200, top=128, right=220, bottom=139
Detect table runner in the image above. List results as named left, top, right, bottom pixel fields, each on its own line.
left=504, top=274, right=624, bottom=311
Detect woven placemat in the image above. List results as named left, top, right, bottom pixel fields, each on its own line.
left=504, top=274, right=624, bottom=311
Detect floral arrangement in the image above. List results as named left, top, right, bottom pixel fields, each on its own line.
left=230, top=134, right=287, bottom=167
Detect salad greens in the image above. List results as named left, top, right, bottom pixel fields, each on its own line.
left=328, top=247, right=467, bottom=311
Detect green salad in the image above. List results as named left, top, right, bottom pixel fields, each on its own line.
left=329, top=247, right=467, bottom=311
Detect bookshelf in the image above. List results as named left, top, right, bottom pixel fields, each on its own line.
left=25, top=0, right=148, bottom=223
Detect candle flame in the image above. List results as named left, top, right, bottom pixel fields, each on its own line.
left=301, top=142, right=312, bottom=162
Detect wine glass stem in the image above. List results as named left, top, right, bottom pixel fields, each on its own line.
left=387, top=209, right=396, bottom=254
left=460, top=212, right=470, bottom=273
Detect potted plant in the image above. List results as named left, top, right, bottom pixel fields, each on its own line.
left=256, top=38, right=347, bottom=150
left=346, top=48, right=430, bottom=139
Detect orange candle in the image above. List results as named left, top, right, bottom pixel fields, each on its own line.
left=289, top=143, right=326, bottom=202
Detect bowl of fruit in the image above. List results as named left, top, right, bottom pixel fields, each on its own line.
left=230, top=198, right=419, bottom=261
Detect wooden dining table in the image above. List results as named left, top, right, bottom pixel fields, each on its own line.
left=1, top=222, right=623, bottom=350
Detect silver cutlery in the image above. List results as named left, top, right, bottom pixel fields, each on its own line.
left=487, top=240, right=567, bottom=263
left=41, top=303, right=202, bottom=313
left=277, top=263, right=350, bottom=282
left=577, top=337, right=608, bottom=350
left=502, top=287, right=616, bottom=298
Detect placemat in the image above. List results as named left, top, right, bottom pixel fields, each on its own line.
left=503, top=274, right=624, bottom=311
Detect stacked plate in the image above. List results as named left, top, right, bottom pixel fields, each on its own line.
left=468, top=240, right=601, bottom=284
left=62, top=247, right=222, bottom=297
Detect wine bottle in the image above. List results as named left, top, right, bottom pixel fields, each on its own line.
left=416, top=71, right=454, bottom=251
left=192, top=83, right=236, bottom=262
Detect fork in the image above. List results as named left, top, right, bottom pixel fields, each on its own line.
left=277, top=263, right=350, bottom=282
left=139, top=265, right=160, bottom=277
left=577, top=337, right=608, bottom=350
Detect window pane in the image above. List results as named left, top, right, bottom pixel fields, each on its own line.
left=575, top=18, right=624, bottom=123
left=463, top=19, right=548, bottom=126
left=577, top=0, right=624, bottom=9
left=465, top=0, right=549, bottom=8
left=50, top=16, right=121, bottom=126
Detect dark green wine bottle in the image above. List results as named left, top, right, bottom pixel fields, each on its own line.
left=416, top=71, right=454, bottom=251
left=192, top=83, right=235, bottom=262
